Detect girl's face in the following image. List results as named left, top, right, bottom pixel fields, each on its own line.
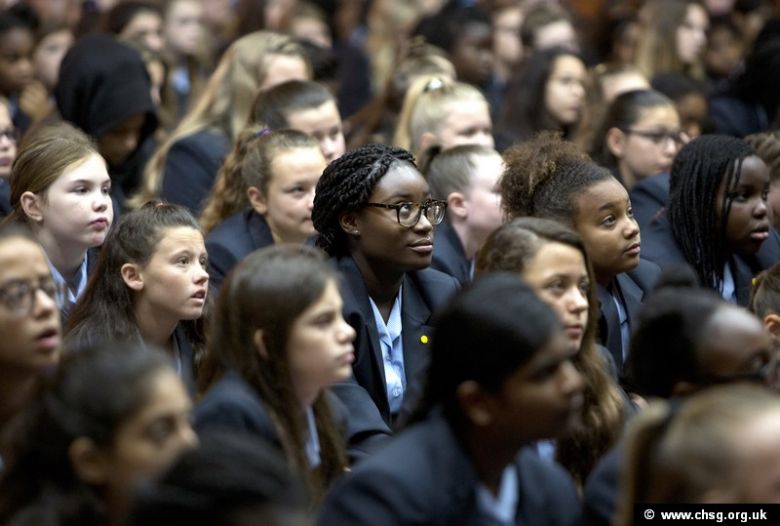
left=260, top=54, right=310, bottom=91
left=544, top=55, right=586, bottom=127
left=99, top=369, right=197, bottom=505
left=573, top=178, right=641, bottom=284
left=348, top=162, right=435, bottom=274
left=33, top=153, right=113, bottom=251
left=484, top=330, right=584, bottom=443
left=285, top=100, right=346, bottom=163
left=610, top=104, right=683, bottom=184
left=676, top=93, right=707, bottom=139
left=0, top=27, right=34, bottom=95
left=0, top=237, right=60, bottom=375
left=132, top=226, right=209, bottom=322
left=436, top=99, right=494, bottom=151
left=251, top=146, right=326, bottom=244
left=0, top=103, right=17, bottom=178
left=768, top=179, right=780, bottom=233
left=286, top=279, right=356, bottom=404
left=119, top=11, right=164, bottom=53
left=164, top=0, right=203, bottom=57
left=676, top=4, right=708, bottom=65
left=33, top=29, right=73, bottom=91
left=521, top=242, right=589, bottom=353
left=716, top=155, right=771, bottom=257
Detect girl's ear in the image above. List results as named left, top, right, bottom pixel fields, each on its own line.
left=121, top=263, right=144, bottom=291
left=606, top=127, right=627, bottom=157
left=20, top=191, right=44, bottom=223
left=456, top=380, right=494, bottom=427
left=339, top=211, right=360, bottom=237
left=418, top=132, right=438, bottom=155
left=246, top=186, right=268, bottom=216
left=69, top=436, right=110, bottom=485
left=447, top=192, right=468, bottom=220
left=253, top=329, right=269, bottom=359
left=763, top=313, right=780, bottom=339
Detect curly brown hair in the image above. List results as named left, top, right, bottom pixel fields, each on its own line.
left=499, top=131, right=589, bottom=220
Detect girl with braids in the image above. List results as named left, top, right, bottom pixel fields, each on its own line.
left=195, top=245, right=363, bottom=502
left=0, top=342, right=197, bottom=526
left=392, top=75, right=494, bottom=160
left=501, top=132, right=660, bottom=371
left=311, top=143, right=459, bottom=428
left=65, top=202, right=209, bottom=395
left=320, top=274, right=584, bottom=526
left=746, top=131, right=780, bottom=231
left=202, top=127, right=325, bottom=290
left=615, top=385, right=780, bottom=523
left=132, top=31, right=311, bottom=215
left=250, top=79, right=346, bottom=164
left=642, top=135, right=779, bottom=306
left=476, top=217, right=626, bottom=489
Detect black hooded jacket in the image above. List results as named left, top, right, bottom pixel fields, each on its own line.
left=55, top=35, right=157, bottom=207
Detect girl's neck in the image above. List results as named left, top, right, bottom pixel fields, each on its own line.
left=596, top=271, right=617, bottom=289
left=462, top=424, right=520, bottom=496
left=350, top=251, right=403, bottom=315
left=133, top=301, right=178, bottom=351
left=617, top=161, right=637, bottom=190
left=37, top=230, right=87, bottom=280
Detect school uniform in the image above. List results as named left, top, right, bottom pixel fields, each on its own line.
left=160, top=129, right=231, bottom=216
left=629, top=173, right=669, bottom=233
left=431, top=220, right=472, bottom=286
left=596, top=260, right=661, bottom=372
left=47, top=249, right=101, bottom=324
left=583, top=443, right=623, bottom=526
left=205, top=209, right=275, bottom=291
left=0, top=177, right=10, bottom=219
left=333, top=255, right=460, bottom=429
left=642, top=214, right=780, bottom=306
left=319, top=411, right=582, bottom=526
left=194, top=370, right=390, bottom=463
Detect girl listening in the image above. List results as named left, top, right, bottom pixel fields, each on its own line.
left=7, top=122, right=112, bottom=321
left=196, top=245, right=360, bottom=500
left=65, top=202, right=209, bottom=394
left=501, top=132, right=659, bottom=371
left=202, top=127, right=326, bottom=289
left=477, top=217, right=626, bottom=487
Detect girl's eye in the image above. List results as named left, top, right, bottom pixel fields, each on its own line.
left=762, top=189, right=770, bottom=201
left=601, top=215, right=616, bottom=227
left=545, top=280, right=565, bottom=294
left=177, top=257, right=189, bottom=265
left=199, top=257, right=208, bottom=268
left=627, top=206, right=634, bottom=218
left=102, top=185, right=111, bottom=195
left=74, top=186, right=88, bottom=194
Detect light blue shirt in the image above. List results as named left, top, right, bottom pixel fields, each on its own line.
left=47, top=255, right=88, bottom=317
left=304, top=406, right=321, bottom=468
left=368, top=291, right=405, bottom=415
left=476, top=464, right=519, bottom=526
left=721, top=263, right=737, bottom=304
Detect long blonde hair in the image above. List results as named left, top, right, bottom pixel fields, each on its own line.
left=131, top=31, right=310, bottom=208
left=393, top=75, right=489, bottom=157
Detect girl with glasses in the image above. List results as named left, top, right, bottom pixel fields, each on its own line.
left=0, top=223, right=61, bottom=460
left=591, top=89, right=685, bottom=231
left=201, top=126, right=326, bottom=290
left=5, top=122, right=113, bottom=322
left=311, top=143, right=459, bottom=429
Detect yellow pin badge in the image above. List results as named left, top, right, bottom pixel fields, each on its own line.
left=420, top=335, right=429, bottom=344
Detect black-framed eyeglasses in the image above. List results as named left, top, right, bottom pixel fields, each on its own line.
left=0, top=279, right=65, bottom=316
left=621, top=128, right=685, bottom=147
left=694, top=354, right=780, bottom=387
left=364, top=199, right=447, bottom=228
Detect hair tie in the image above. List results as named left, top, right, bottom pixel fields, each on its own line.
left=255, top=127, right=272, bottom=138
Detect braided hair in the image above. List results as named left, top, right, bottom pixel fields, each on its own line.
left=501, top=132, right=611, bottom=223
left=312, top=144, right=416, bottom=256
left=667, top=135, right=755, bottom=290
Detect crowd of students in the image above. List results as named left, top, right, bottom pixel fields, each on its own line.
left=2, top=0, right=780, bottom=525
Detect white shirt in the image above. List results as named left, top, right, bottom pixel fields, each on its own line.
left=368, top=291, right=405, bottom=414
